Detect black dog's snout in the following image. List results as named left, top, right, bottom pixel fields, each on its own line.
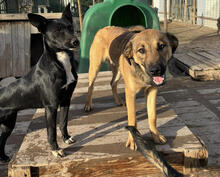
left=72, top=39, right=80, bottom=47
left=149, top=64, right=165, bottom=76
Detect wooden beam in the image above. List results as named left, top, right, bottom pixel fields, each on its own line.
left=192, top=0, right=196, bottom=24
left=164, top=0, right=168, bottom=32
left=169, top=0, right=173, bottom=19
left=196, top=16, right=217, bottom=21
left=184, top=0, right=188, bottom=22
left=77, top=0, right=83, bottom=31
left=0, top=13, right=62, bottom=21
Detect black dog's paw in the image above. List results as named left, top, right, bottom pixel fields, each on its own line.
left=0, top=154, right=10, bottom=163
left=64, top=136, right=75, bottom=144
left=51, top=149, right=65, bottom=158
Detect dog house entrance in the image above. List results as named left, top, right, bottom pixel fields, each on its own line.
left=111, top=5, right=146, bottom=27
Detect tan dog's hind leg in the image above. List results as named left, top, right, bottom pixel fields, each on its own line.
left=125, top=87, right=137, bottom=150
left=84, top=50, right=103, bottom=112
left=146, top=87, right=167, bottom=144
left=110, top=66, right=124, bottom=106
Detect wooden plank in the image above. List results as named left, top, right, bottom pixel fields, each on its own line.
left=33, top=155, right=183, bottom=177
left=175, top=52, right=220, bottom=81
left=5, top=22, right=13, bottom=77
left=11, top=21, right=29, bottom=76
left=187, top=52, right=220, bottom=69
left=174, top=54, right=204, bottom=71
left=196, top=16, right=217, bottom=21
left=8, top=166, right=31, bottom=177
left=11, top=22, right=20, bottom=76
left=207, top=51, right=220, bottom=57
left=8, top=77, right=207, bottom=176
left=0, top=22, right=7, bottom=78
left=175, top=58, right=197, bottom=78
left=184, top=148, right=208, bottom=174
left=197, top=52, right=220, bottom=61
left=24, top=22, right=31, bottom=74
left=169, top=0, right=173, bottom=19
left=164, top=0, right=168, bottom=32
left=175, top=59, right=220, bottom=81
left=184, top=0, right=187, bottom=22
left=18, top=22, right=26, bottom=76
left=0, top=13, right=62, bottom=21
left=192, top=0, right=196, bottom=24
left=0, top=22, right=13, bottom=77
left=198, top=51, right=220, bottom=61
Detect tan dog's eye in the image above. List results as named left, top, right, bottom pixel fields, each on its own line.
left=158, top=43, right=167, bottom=50
left=138, top=48, right=145, bottom=54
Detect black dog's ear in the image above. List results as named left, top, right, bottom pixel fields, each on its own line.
left=166, top=33, right=178, bottom=53
left=62, top=3, right=73, bottom=24
left=28, top=13, right=48, bottom=33
left=123, top=42, right=133, bottom=65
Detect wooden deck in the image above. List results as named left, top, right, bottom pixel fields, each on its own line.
left=8, top=72, right=208, bottom=177
left=174, top=50, right=220, bottom=81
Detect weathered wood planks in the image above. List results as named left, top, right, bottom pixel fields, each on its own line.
left=0, top=21, right=31, bottom=78
left=175, top=51, right=220, bottom=81
left=8, top=72, right=208, bottom=177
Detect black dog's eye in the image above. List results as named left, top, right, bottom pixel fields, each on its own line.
left=158, top=43, right=167, bottom=50
left=138, top=48, right=145, bottom=54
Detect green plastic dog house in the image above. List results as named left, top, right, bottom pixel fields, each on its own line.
left=78, top=0, right=160, bottom=73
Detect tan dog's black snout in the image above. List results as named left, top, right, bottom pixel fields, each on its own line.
left=148, top=61, right=166, bottom=86
left=148, top=62, right=166, bottom=76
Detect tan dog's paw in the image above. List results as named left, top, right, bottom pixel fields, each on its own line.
left=84, top=103, right=92, bottom=112
left=51, top=149, right=65, bottom=158
left=150, top=131, right=167, bottom=144
left=126, top=137, right=137, bottom=151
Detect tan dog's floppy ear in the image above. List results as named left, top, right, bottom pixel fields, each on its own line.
left=123, top=42, right=133, bottom=65
left=166, top=33, right=178, bottom=53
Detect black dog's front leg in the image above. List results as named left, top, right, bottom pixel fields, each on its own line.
left=59, top=104, right=70, bottom=140
left=0, top=112, right=17, bottom=162
left=45, top=106, right=64, bottom=157
left=45, top=106, right=58, bottom=150
left=59, top=82, right=77, bottom=145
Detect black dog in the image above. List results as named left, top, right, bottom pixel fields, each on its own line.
left=0, top=4, right=79, bottom=162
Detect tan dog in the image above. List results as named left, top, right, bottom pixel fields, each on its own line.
left=84, top=26, right=178, bottom=150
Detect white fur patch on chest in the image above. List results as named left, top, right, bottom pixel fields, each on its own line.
left=56, top=51, right=75, bottom=87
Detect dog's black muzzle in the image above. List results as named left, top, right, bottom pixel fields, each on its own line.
left=71, top=38, right=80, bottom=48
left=65, top=38, right=80, bottom=49
left=147, top=62, right=166, bottom=86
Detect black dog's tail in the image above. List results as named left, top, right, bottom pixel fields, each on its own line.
left=125, top=126, right=183, bottom=177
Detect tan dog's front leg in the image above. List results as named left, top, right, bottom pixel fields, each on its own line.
left=146, top=87, right=167, bottom=144
left=125, top=87, right=137, bottom=150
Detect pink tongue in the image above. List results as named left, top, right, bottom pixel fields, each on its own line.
left=153, top=76, right=164, bottom=85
